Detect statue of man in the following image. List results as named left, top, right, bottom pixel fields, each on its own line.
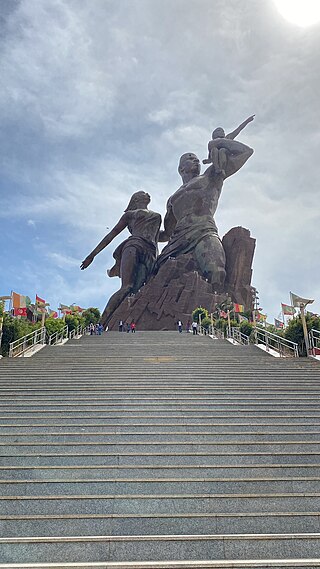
left=157, top=138, right=254, bottom=290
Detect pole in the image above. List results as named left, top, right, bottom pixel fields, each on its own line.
left=227, top=309, right=231, bottom=338
left=300, top=304, right=310, bottom=357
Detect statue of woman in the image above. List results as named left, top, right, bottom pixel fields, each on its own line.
left=80, top=191, right=161, bottom=328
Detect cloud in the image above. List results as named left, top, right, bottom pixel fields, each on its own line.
left=1, top=0, right=320, bottom=318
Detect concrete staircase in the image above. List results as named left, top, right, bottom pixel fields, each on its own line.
left=0, top=331, right=320, bottom=568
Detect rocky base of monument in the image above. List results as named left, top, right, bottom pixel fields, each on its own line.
left=108, top=226, right=255, bottom=331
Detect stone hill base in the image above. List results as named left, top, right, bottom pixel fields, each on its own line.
left=108, top=227, right=255, bottom=331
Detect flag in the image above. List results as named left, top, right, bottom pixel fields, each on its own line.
left=256, top=311, right=267, bottom=322
left=72, top=305, right=85, bottom=313
left=12, top=292, right=27, bottom=309
left=281, top=303, right=295, bottom=316
left=290, top=292, right=314, bottom=308
left=35, top=294, right=47, bottom=313
left=60, top=304, right=72, bottom=314
left=274, top=318, right=284, bottom=329
left=14, top=307, right=27, bottom=317
left=48, top=309, right=58, bottom=318
left=238, top=315, right=248, bottom=323
left=233, top=303, right=244, bottom=313
left=219, top=310, right=228, bottom=319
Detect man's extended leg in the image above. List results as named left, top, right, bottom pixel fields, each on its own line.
left=194, top=234, right=226, bottom=291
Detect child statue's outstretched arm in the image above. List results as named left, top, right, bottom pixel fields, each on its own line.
left=80, top=213, right=129, bottom=269
left=226, top=115, right=255, bottom=140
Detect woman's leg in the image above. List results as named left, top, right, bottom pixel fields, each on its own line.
left=101, top=247, right=146, bottom=328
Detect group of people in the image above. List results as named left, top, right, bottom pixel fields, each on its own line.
left=81, top=118, right=254, bottom=329
left=177, top=320, right=199, bottom=335
left=89, top=322, right=104, bottom=335
left=118, top=319, right=136, bottom=333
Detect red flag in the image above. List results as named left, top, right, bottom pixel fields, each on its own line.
left=14, top=307, right=27, bottom=317
left=233, top=303, right=244, bottom=313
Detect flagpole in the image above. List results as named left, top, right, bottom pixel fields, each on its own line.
left=300, top=304, right=310, bottom=357
left=227, top=309, right=231, bottom=337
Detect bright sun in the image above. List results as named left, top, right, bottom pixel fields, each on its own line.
left=273, top=0, right=320, bottom=27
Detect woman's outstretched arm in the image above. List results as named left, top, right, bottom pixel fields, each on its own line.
left=80, top=213, right=129, bottom=270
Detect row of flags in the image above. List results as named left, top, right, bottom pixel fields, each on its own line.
left=217, top=292, right=317, bottom=330
left=5, top=292, right=86, bottom=320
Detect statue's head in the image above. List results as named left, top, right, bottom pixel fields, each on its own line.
left=178, top=153, right=200, bottom=181
left=125, top=191, right=150, bottom=211
left=212, top=127, right=225, bottom=139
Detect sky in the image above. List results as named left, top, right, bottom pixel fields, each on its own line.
left=1, top=0, right=320, bottom=321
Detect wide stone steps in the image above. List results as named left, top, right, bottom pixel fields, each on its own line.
left=1, top=332, right=320, bottom=566
left=2, top=533, right=320, bottom=564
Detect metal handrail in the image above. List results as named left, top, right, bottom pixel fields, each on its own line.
left=309, top=328, right=320, bottom=357
left=48, top=325, right=68, bottom=346
left=229, top=327, right=250, bottom=345
left=210, top=326, right=224, bottom=339
left=255, top=325, right=298, bottom=357
left=9, top=327, right=46, bottom=358
left=69, top=325, right=83, bottom=340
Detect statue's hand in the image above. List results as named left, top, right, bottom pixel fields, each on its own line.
left=247, top=114, right=255, bottom=123
left=80, top=255, right=94, bottom=270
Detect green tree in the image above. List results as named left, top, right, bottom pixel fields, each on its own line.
left=285, top=314, right=320, bottom=356
left=82, top=307, right=101, bottom=327
left=192, top=306, right=208, bottom=324
left=239, top=321, right=253, bottom=338
left=65, top=314, right=85, bottom=333
left=45, top=317, right=66, bottom=337
left=1, top=314, right=40, bottom=357
left=201, top=316, right=212, bottom=330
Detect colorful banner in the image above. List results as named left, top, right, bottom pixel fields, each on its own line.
left=281, top=303, right=295, bottom=316
left=274, top=318, right=284, bottom=329
left=48, top=309, right=58, bottom=318
left=233, top=303, right=244, bottom=313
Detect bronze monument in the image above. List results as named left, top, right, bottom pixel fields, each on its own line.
left=81, top=120, right=256, bottom=330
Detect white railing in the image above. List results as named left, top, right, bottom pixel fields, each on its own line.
left=9, top=327, right=46, bottom=358
left=47, top=325, right=68, bottom=346
left=229, top=327, right=250, bottom=345
left=211, top=326, right=225, bottom=339
left=309, top=328, right=320, bottom=357
left=255, top=325, right=298, bottom=358
left=69, top=325, right=83, bottom=340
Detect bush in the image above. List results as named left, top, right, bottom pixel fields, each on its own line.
left=65, top=314, right=85, bottom=333
left=201, top=316, right=212, bottom=329
left=1, top=314, right=40, bottom=357
left=192, top=306, right=209, bottom=324
left=45, top=317, right=66, bottom=337
left=285, top=314, right=320, bottom=356
left=239, top=321, right=253, bottom=337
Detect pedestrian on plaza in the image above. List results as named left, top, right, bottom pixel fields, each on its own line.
left=192, top=321, right=198, bottom=335
left=89, top=322, right=95, bottom=335
left=177, top=320, right=183, bottom=333
left=98, top=323, right=103, bottom=335
left=130, top=320, right=136, bottom=333
left=119, top=320, right=123, bottom=332
left=186, top=320, right=191, bottom=333
left=126, top=322, right=130, bottom=333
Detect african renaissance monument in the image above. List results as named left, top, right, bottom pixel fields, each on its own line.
left=81, top=117, right=256, bottom=330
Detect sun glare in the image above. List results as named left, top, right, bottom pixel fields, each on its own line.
left=273, top=0, right=320, bottom=27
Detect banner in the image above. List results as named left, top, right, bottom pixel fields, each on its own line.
left=274, top=318, right=284, bottom=329
left=233, top=303, right=244, bottom=313
left=281, top=303, right=295, bottom=316
left=290, top=292, right=314, bottom=308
